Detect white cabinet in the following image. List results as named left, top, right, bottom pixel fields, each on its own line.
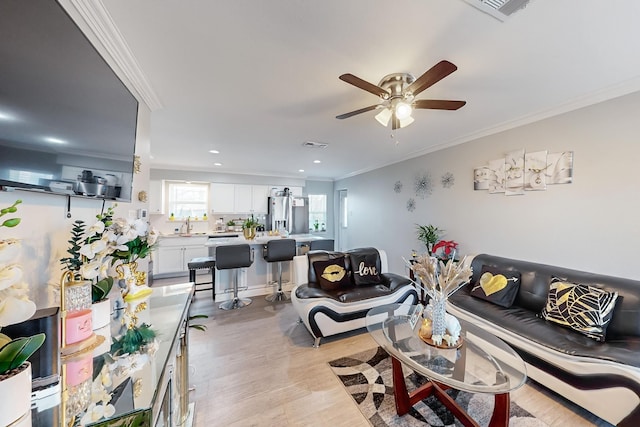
left=251, top=185, right=269, bottom=213
left=210, top=183, right=235, bottom=213
left=234, top=184, right=252, bottom=213
left=156, top=237, right=208, bottom=275
left=149, top=180, right=165, bottom=214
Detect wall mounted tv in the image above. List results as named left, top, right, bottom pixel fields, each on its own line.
left=0, top=0, right=139, bottom=202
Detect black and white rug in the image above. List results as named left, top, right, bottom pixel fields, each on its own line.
left=328, top=347, right=549, bottom=427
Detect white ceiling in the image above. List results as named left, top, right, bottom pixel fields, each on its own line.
left=100, top=0, right=640, bottom=180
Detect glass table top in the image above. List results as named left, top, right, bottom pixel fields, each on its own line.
left=366, top=303, right=527, bottom=394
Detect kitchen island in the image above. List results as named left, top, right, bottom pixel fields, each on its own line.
left=204, top=233, right=329, bottom=302
left=152, top=233, right=330, bottom=301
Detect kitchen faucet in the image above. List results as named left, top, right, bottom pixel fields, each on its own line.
left=182, top=216, right=192, bottom=234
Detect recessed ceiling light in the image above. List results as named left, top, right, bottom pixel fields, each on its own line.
left=44, top=137, right=66, bottom=144
left=209, top=150, right=219, bottom=154
left=313, top=160, right=321, bottom=164
left=214, top=162, right=222, bottom=166
left=298, top=169, right=305, bottom=173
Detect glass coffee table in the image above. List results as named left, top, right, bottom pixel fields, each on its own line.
left=366, top=304, right=527, bottom=427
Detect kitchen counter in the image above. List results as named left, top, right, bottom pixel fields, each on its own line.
left=203, top=233, right=327, bottom=247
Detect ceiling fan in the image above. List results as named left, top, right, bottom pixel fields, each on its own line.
left=336, top=60, right=466, bottom=130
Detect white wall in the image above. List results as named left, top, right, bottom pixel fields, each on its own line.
left=335, top=91, right=640, bottom=280
left=0, top=105, right=151, bottom=309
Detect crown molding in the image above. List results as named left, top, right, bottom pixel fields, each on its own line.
left=65, top=0, right=163, bottom=111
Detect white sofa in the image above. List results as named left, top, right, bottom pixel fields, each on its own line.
left=291, top=247, right=418, bottom=347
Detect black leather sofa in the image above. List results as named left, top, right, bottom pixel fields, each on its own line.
left=447, top=253, right=640, bottom=426
left=291, top=247, right=418, bottom=346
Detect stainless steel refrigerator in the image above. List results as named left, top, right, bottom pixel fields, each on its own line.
left=266, top=188, right=309, bottom=234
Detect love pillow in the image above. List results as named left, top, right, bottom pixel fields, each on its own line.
left=470, top=265, right=521, bottom=308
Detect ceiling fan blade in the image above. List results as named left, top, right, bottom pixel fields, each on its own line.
left=336, top=104, right=380, bottom=119
left=391, top=113, right=399, bottom=130
left=339, top=74, right=390, bottom=99
left=413, top=99, right=466, bottom=110
left=405, top=60, right=458, bottom=97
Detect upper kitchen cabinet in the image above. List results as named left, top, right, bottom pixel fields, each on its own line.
left=251, top=185, right=269, bottom=213
left=210, top=183, right=235, bottom=213
left=149, top=179, right=165, bottom=214
left=234, top=184, right=252, bottom=213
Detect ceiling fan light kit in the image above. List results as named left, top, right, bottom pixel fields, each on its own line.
left=337, top=60, right=466, bottom=131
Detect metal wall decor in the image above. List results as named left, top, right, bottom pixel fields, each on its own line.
left=414, top=173, right=432, bottom=199
left=406, top=198, right=416, bottom=212
left=394, top=181, right=403, bottom=193
left=441, top=172, right=455, bottom=189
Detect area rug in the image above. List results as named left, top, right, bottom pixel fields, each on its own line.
left=328, top=347, right=549, bottom=427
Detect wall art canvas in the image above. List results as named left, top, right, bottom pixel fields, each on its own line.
left=473, top=166, right=491, bottom=190
left=505, top=148, right=525, bottom=196
left=547, top=151, right=574, bottom=184
left=488, top=158, right=506, bottom=193
left=525, top=150, right=548, bottom=191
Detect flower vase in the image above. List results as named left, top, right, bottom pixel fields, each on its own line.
left=116, top=262, right=152, bottom=302
left=243, top=227, right=256, bottom=240
left=429, top=294, right=447, bottom=339
left=0, top=362, right=32, bottom=427
left=91, top=298, right=111, bottom=330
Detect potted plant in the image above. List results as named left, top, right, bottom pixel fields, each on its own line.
left=0, top=199, right=46, bottom=426
left=242, top=216, right=259, bottom=240
left=416, top=224, right=442, bottom=255
left=60, top=207, right=116, bottom=330
left=226, top=220, right=236, bottom=231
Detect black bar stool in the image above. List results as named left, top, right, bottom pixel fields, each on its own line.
left=309, top=239, right=334, bottom=251
left=216, top=244, right=253, bottom=310
left=187, top=257, right=216, bottom=300
left=263, top=238, right=297, bottom=302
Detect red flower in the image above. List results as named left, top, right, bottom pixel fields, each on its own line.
left=432, top=240, right=458, bottom=257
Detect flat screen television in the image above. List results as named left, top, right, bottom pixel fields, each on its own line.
left=0, top=0, right=139, bottom=202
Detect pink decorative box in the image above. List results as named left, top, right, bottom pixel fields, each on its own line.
left=64, top=352, right=92, bottom=386
left=65, top=309, right=93, bottom=345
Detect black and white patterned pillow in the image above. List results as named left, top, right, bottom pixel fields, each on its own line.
left=540, top=277, right=618, bottom=342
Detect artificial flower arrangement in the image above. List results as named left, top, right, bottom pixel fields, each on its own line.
left=404, top=253, right=472, bottom=346
left=61, top=205, right=158, bottom=302
left=432, top=240, right=459, bottom=261
left=0, top=200, right=45, bottom=376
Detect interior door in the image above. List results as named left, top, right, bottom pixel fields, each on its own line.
left=338, top=189, right=348, bottom=251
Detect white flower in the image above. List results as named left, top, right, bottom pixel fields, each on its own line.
left=86, top=220, right=105, bottom=237
left=146, top=228, right=158, bottom=246
left=0, top=292, right=37, bottom=327
left=0, top=239, right=20, bottom=263
left=0, top=264, right=23, bottom=291
left=79, top=239, right=107, bottom=260
left=132, top=219, right=148, bottom=237
left=80, top=259, right=103, bottom=280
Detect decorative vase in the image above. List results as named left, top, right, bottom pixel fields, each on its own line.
left=243, top=227, right=256, bottom=240
left=429, top=294, right=447, bottom=339
left=116, top=262, right=152, bottom=302
left=0, top=362, right=32, bottom=427
left=91, top=298, right=111, bottom=330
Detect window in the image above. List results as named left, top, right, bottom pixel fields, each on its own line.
left=166, top=181, right=209, bottom=219
left=308, top=194, right=327, bottom=232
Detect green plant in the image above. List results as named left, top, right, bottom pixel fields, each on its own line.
left=0, top=199, right=22, bottom=229
left=60, top=219, right=86, bottom=278
left=243, top=216, right=259, bottom=229
left=92, top=277, right=115, bottom=303
left=226, top=220, right=235, bottom=227
left=0, top=333, right=46, bottom=375
left=416, top=224, right=442, bottom=255
left=110, top=323, right=156, bottom=356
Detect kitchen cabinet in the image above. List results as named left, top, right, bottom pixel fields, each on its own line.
left=149, top=179, right=165, bottom=214
left=251, top=185, right=269, bottom=213
left=156, top=237, right=208, bottom=275
left=234, top=184, right=252, bottom=212
left=269, top=185, right=304, bottom=197
left=210, top=183, right=235, bottom=213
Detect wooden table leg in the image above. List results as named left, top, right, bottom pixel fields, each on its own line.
left=390, top=355, right=510, bottom=427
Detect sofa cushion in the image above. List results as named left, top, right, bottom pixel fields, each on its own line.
left=350, top=251, right=383, bottom=286
left=313, top=256, right=351, bottom=291
left=540, top=278, right=619, bottom=342
left=470, top=265, right=521, bottom=308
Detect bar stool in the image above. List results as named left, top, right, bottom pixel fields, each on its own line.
left=309, top=239, right=334, bottom=251
left=263, top=238, right=297, bottom=302
left=216, top=244, right=254, bottom=310
left=187, top=257, right=216, bottom=300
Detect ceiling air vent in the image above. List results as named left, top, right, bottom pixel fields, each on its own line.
left=462, top=0, right=533, bottom=21
left=302, top=141, right=328, bottom=149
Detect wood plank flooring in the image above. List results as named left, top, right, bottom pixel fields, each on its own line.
left=158, top=277, right=613, bottom=426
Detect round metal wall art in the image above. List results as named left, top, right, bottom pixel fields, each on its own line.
left=406, top=198, right=416, bottom=212
left=394, top=181, right=403, bottom=193
left=441, top=172, right=455, bottom=188
left=414, top=173, right=432, bottom=198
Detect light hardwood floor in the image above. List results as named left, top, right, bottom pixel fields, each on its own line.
left=156, top=277, right=613, bottom=427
